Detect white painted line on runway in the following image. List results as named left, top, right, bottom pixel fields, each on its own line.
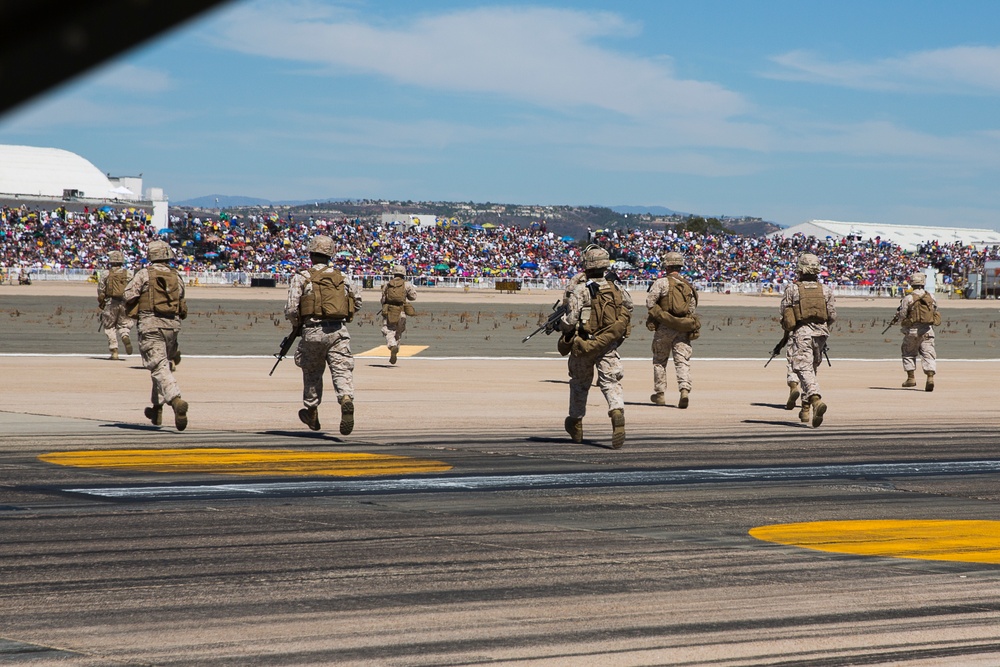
left=62, top=459, right=1000, bottom=500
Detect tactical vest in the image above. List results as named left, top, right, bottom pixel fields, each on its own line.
left=580, top=279, right=625, bottom=338
left=136, top=265, right=185, bottom=318
left=299, top=267, right=354, bottom=321
left=909, top=291, right=936, bottom=325
left=105, top=267, right=128, bottom=299
left=658, top=275, right=697, bottom=317
left=383, top=277, right=407, bottom=306
left=789, top=281, right=828, bottom=327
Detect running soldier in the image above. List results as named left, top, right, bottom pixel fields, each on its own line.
left=645, top=252, right=700, bottom=408
left=285, top=235, right=362, bottom=435
left=380, top=265, right=417, bottom=364
left=558, top=246, right=633, bottom=448
left=897, top=272, right=938, bottom=391
left=779, top=253, right=837, bottom=428
left=97, top=250, right=134, bottom=360
left=124, top=240, right=189, bottom=431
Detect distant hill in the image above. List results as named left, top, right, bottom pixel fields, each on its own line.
left=610, top=205, right=689, bottom=216
left=174, top=194, right=350, bottom=208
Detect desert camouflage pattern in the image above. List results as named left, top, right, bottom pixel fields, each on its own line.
left=124, top=266, right=184, bottom=405
left=646, top=274, right=695, bottom=392
left=897, top=289, right=937, bottom=373
left=98, top=269, right=135, bottom=353
left=780, top=281, right=837, bottom=400
left=380, top=279, right=417, bottom=348
left=285, top=263, right=363, bottom=407
left=560, top=277, right=633, bottom=417
left=786, top=359, right=796, bottom=386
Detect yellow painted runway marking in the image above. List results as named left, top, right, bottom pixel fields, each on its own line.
left=750, top=520, right=1000, bottom=564
left=40, top=449, right=452, bottom=477
left=357, top=345, right=428, bottom=358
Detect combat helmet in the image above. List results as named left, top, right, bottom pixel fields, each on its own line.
left=662, top=251, right=685, bottom=268
left=910, top=272, right=926, bottom=286
left=391, top=264, right=406, bottom=277
left=796, top=253, right=821, bottom=274
left=147, top=240, right=173, bottom=262
left=108, top=250, right=125, bottom=265
left=582, top=244, right=610, bottom=270
left=307, top=235, right=335, bottom=257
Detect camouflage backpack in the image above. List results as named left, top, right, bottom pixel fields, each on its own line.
left=909, top=292, right=937, bottom=325
left=383, top=276, right=407, bottom=306
left=105, top=267, right=128, bottom=299
left=300, top=268, right=354, bottom=321
left=581, top=279, right=628, bottom=338
left=132, top=265, right=186, bottom=318
left=661, top=275, right=697, bottom=317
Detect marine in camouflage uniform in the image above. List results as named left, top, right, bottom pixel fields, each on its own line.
left=897, top=272, right=937, bottom=391
left=779, top=253, right=837, bottom=428
left=645, top=251, right=700, bottom=409
left=558, top=246, right=633, bottom=449
left=123, top=240, right=189, bottom=431
left=97, top=250, right=135, bottom=360
left=380, top=265, right=417, bottom=364
left=285, top=235, right=363, bottom=435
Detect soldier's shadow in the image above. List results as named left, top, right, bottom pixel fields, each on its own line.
left=750, top=402, right=794, bottom=411
left=742, top=419, right=810, bottom=428
left=868, top=387, right=915, bottom=391
left=101, top=423, right=163, bottom=432
left=260, top=430, right=348, bottom=443
left=526, top=436, right=618, bottom=450
left=625, top=400, right=675, bottom=408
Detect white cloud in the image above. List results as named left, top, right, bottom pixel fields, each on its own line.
left=90, top=63, right=173, bottom=94
left=766, top=46, right=1000, bottom=94
left=215, top=2, right=748, bottom=119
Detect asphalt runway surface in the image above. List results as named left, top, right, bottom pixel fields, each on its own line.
left=3, top=284, right=1000, bottom=665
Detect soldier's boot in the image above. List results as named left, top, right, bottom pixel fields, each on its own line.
left=798, top=398, right=811, bottom=423
left=110, top=348, right=119, bottom=360
left=123, top=335, right=133, bottom=355
left=298, top=406, right=321, bottom=431
left=389, top=346, right=399, bottom=365
left=785, top=381, right=800, bottom=410
left=170, top=397, right=188, bottom=432
left=810, top=394, right=827, bottom=428
left=902, top=370, right=916, bottom=387
left=678, top=389, right=690, bottom=410
left=650, top=392, right=666, bottom=406
left=144, top=404, right=162, bottom=426
left=609, top=409, right=625, bottom=449
left=925, top=371, right=935, bottom=392
left=564, top=416, right=583, bottom=443
left=339, top=396, right=355, bottom=436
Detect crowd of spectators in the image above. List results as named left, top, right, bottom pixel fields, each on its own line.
left=2, top=203, right=999, bottom=288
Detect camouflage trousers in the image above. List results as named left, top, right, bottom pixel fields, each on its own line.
left=100, top=299, right=135, bottom=352
left=295, top=321, right=354, bottom=408
left=138, top=326, right=181, bottom=406
left=901, top=325, right=936, bottom=373
left=786, top=360, right=796, bottom=385
left=786, top=329, right=826, bottom=399
left=568, top=344, right=624, bottom=418
left=380, top=314, right=407, bottom=348
left=651, top=327, right=692, bottom=392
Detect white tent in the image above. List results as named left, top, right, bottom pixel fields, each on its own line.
left=773, top=219, right=1000, bottom=251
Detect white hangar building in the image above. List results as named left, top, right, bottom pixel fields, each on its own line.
left=0, top=144, right=168, bottom=228
left=773, top=219, right=1000, bottom=252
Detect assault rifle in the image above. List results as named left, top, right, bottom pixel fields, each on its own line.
left=823, top=344, right=832, bottom=366
left=881, top=314, right=900, bottom=335
left=522, top=301, right=568, bottom=343
left=269, top=324, right=302, bottom=376
left=764, top=331, right=790, bottom=368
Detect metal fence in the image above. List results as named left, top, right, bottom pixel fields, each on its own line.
left=3, top=267, right=976, bottom=298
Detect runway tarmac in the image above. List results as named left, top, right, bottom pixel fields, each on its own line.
left=2, top=283, right=1000, bottom=665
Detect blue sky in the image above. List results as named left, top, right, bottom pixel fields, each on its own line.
left=3, top=0, right=1000, bottom=230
